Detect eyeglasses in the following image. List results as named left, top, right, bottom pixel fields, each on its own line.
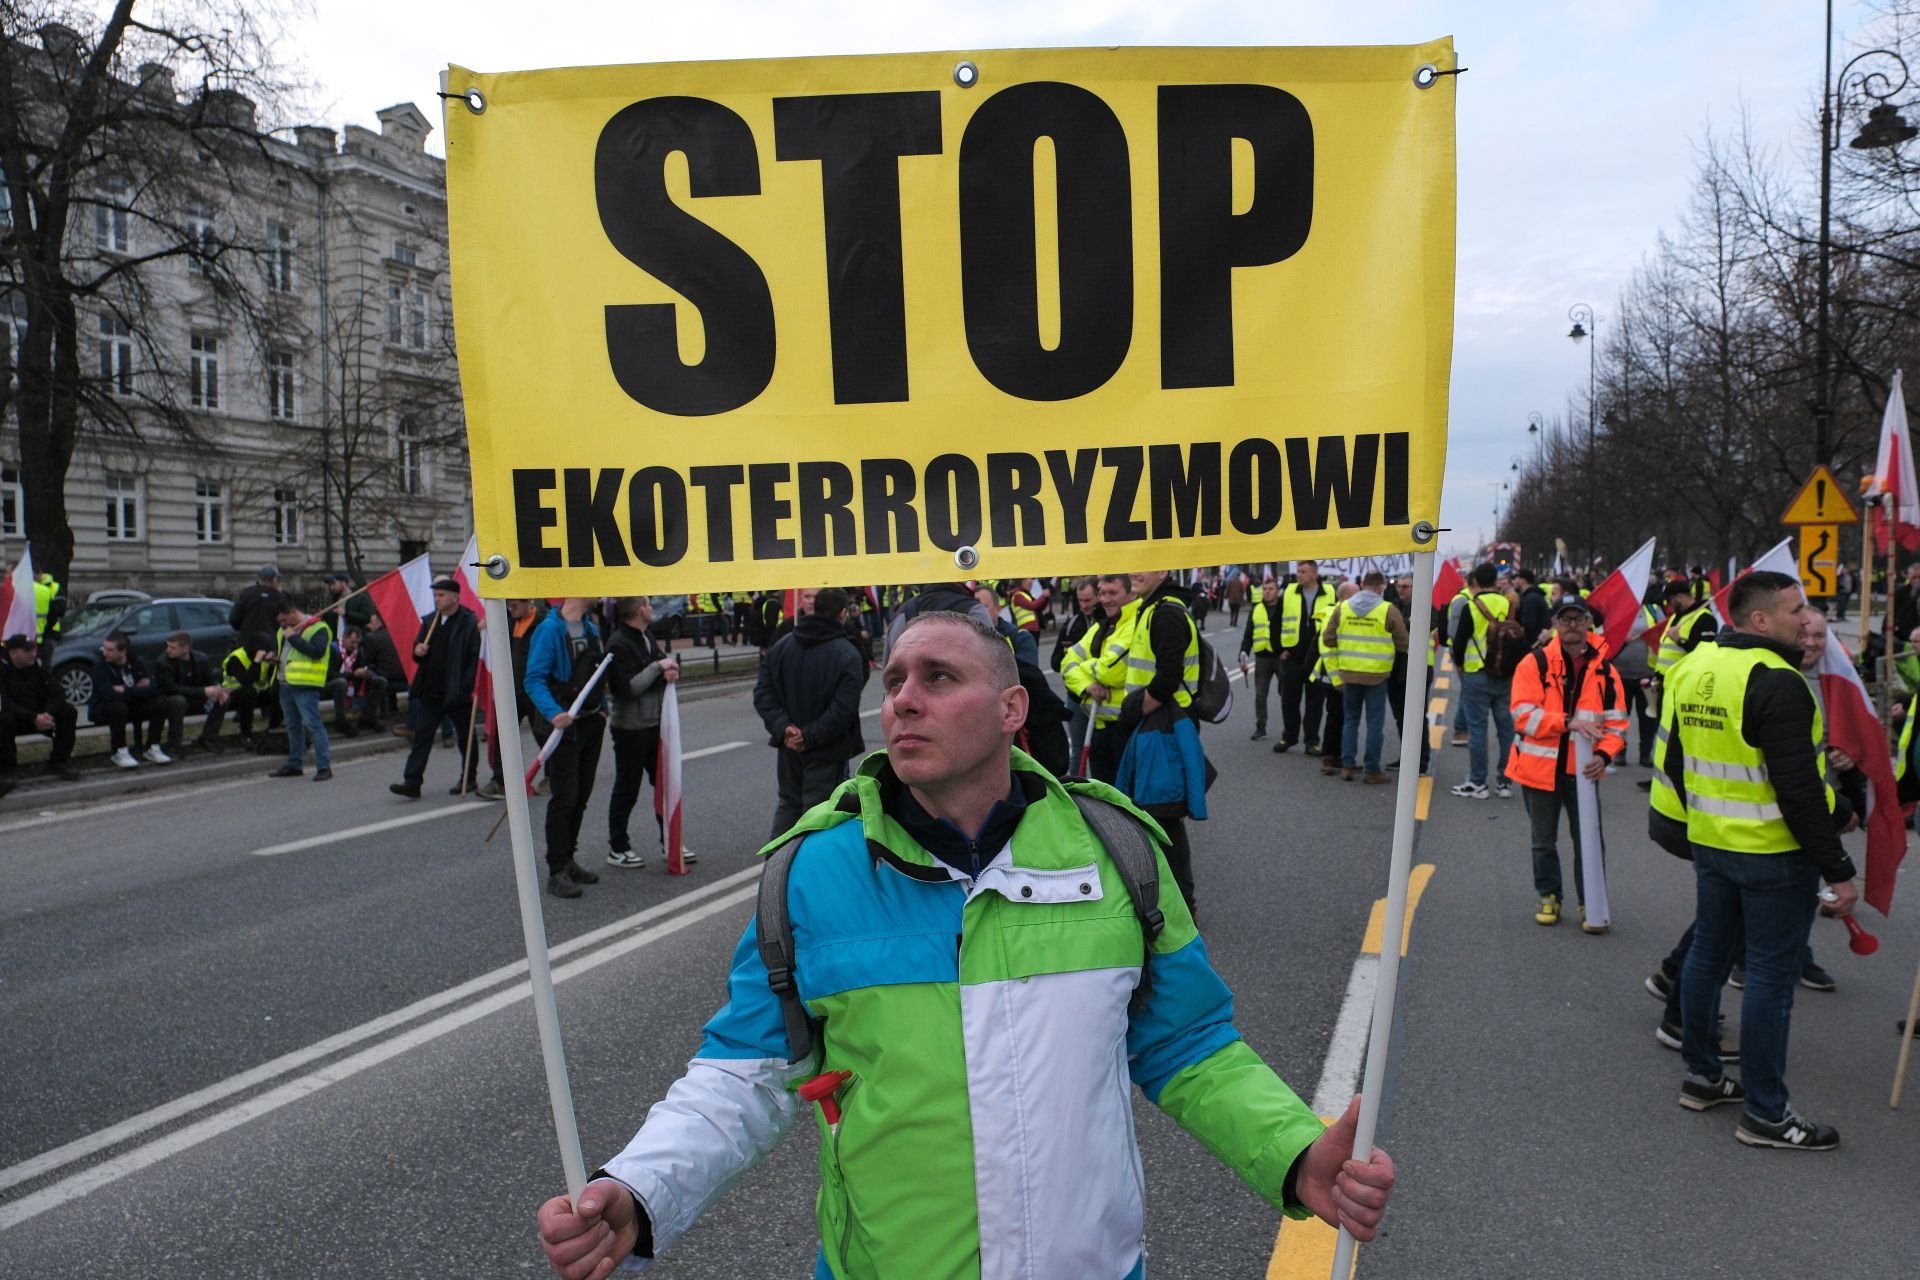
left=1555, top=615, right=1591, bottom=627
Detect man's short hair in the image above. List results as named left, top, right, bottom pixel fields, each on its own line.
left=1470, top=562, right=1498, bottom=588
left=273, top=599, right=302, bottom=618
left=1074, top=575, right=1098, bottom=593
left=814, top=586, right=851, bottom=618
left=899, top=611, right=1019, bottom=687
left=1098, top=574, right=1129, bottom=589
left=166, top=630, right=191, bottom=646
left=344, top=626, right=364, bottom=641
left=103, top=631, right=130, bottom=652
left=615, top=595, right=649, bottom=624
left=1362, top=570, right=1386, bottom=587
left=1728, top=570, right=1800, bottom=622
left=1513, top=568, right=1537, bottom=585
left=1662, top=579, right=1695, bottom=600
left=1296, top=559, right=1318, bottom=569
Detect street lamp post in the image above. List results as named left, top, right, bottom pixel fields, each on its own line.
left=1568, top=304, right=1598, bottom=566
left=1526, top=411, right=1545, bottom=470
left=1814, top=3, right=1914, bottom=468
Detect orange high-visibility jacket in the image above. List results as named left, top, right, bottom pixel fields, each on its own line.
left=1506, top=636, right=1630, bottom=791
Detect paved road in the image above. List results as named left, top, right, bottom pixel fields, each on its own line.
left=3, top=612, right=1916, bottom=1277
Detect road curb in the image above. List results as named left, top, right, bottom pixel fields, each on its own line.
left=0, top=733, right=409, bottom=812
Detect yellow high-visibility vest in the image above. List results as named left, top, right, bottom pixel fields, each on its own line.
left=1332, top=599, right=1395, bottom=677
left=277, top=618, right=332, bottom=688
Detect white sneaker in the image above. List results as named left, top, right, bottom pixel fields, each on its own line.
left=112, top=747, right=139, bottom=769
left=1493, top=782, right=1513, bottom=799
left=1450, top=781, right=1488, bottom=799
left=680, top=846, right=699, bottom=864
left=144, top=744, right=173, bottom=765
left=606, top=849, right=646, bottom=869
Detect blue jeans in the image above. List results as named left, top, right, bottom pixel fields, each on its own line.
left=1341, top=681, right=1389, bottom=772
left=1460, top=670, right=1514, bottom=787
left=1679, top=844, right=1821, bottom=1122
left=280, top=684, right=330, bottom=770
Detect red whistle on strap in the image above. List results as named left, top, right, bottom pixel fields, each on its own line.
left=1844, top=914, right=1879, bottom=956
left=799, top=1070, right=852, bottom=1125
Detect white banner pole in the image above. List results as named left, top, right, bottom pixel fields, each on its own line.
left=1328, top=547, right=1433, bottom=1279
left=484, top=595, right=588, bottom=1197
left=1572, top=735, right=1611, bottom=928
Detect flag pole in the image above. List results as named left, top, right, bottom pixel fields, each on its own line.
left=1885, top=504, right=1897, bottom=735
left=1893, top=945, right=1920, bottom=1107
left=483, top=595, right=587, bottom=1197
left=1327, top=547, right=1432, bottom=1280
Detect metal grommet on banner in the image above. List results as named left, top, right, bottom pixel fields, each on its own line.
left=1413, top=63, right=1467, bottom=90
left=483, top=554, right=511, bottom=580
left=1412, top=520, right=1438, bottom=545
left=954, top=545, right=980, bottom=571
left=953, top=60, right=980, bottom=89
left=463, top=87, right=487, bottom=114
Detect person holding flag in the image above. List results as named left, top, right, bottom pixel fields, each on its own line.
left=388, top=579, right=481, bottom=800
left=525, top=596, right=611, bottom=899
left=604, top=596, right=683, bottom=870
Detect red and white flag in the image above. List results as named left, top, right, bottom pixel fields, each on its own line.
left=1815, top=628, right=1907, bottom=915
left=657, top=681, right=687, bottom=874
left=365, top=553, right=435, bottom=682
left=1865, top=370, right=1919, bottom=552
left=1431, top=558, right=1465, bottom=610
left=1709, top=538, right=1796, bottom=628
left=1587, top=537, right=1657, bottom=653
left=454, top=534, right=492, bottom=705
left=0, top=547, right=36, bottom=640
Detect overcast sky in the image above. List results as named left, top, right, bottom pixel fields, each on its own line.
left=276, top=0, right=1893, bottom=562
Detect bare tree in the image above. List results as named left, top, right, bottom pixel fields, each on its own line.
left=0, top=1, right=298, bottom=583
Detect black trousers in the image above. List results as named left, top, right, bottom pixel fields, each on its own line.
left=608, top=723, right=664, bottom=853
left=230, top=684, right=281, bottom=735
left=1278, top=654, right=1328, bottom=748
left=545, top=712, right=606, bottom=871
left=403, top=695, right=478, bottom=789
left=1088, top=722, right=1131, bottom=784
left=4, top=703, right=78, bottom=772
left=1627, top=678, right=1657, bottom=764
left=98, top=694, right=183, bottom=752
left=771, top=748, right=850, bottom=839
left=1142, top=803, right=1197, bottom=916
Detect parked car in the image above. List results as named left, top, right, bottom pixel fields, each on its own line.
left=49, top=597, right=239, bottom=709
left=56, top=590, right=153, bottom=639
left=647, top=594, right=688, bottom=642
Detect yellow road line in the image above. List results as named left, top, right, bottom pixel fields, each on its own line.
left=1426, top=696, right=1448, bottom=718
left=1361, top=863, right=1436, bottom=957
left=1264, top=1171, right=1357, bottom=1280
left=1428, top=723, right=1444, bottom=750
left=1415, top=773, right=1433, bottom=821
left=1432, top=675, right=1450, bottom=691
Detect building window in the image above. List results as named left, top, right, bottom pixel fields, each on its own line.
left=189, top=332, right=220, bottom=409
left=98, top=314, right=133, bottom=397
left=95, top=177, right=131, bottom=254
left=386, top=282, right=403, bottom=345
left=396, top=416, right=425, bottom=495
left=0, top=465, right=22, bottom=538
left=194, top=479, right=226, bottom=544
left=105, top=473, right=142, bottom=541
left=266, top=219, right=295, bottom=292
left=267, top=349, right=296, bottom=420
left=187, top=203, right=216, bottom=274
left=273, top=487, right=301, bottom=546
left=408, top=288, right=429, bottom=350
left=392, top=241, right=417, bottom=266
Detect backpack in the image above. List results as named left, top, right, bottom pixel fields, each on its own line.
left=755, top=788, right=1166, bottom=1064
left=1472, top=594, right=1531, bottom=681
left=1156, top=599, right=1233, bottom=724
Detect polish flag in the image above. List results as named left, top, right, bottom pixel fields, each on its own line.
left=1815, top=627, right=1907, bottom=915
left=1587, top=538, right=1657, bottom=655
left=454, top=534, right=492, bottom=705
left=657, top=681, right=687, bottom=874
left=1709, top=538, right=1796, bottom=628
left=1865, top=371, right=1920, bottom=552
left=0, top=547, right=36, bottom=641
left=365, top=553, right=435, bottom=682
left=1431, top=558, right=1465, bottom=611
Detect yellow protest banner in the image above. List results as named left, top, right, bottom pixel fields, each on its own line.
left=444, top=43, right=1457, bottom=596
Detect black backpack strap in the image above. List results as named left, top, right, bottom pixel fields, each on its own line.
left=756, top=835, right=816, bottom=1066
left=1067, top=790, right=1165, bottom=1010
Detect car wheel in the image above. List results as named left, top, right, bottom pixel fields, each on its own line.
left=661, top=616, right=682, bottom=641
left=58, top=663, right=93, bottom=710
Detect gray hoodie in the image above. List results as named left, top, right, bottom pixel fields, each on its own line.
left=1322, top=591, right=1410, bottom=687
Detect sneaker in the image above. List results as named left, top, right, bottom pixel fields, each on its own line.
left=680, top=847, right=699, bottom=864
left=1579, top=905, right=1608, bottom=935
left=562, top=861, right=600, bottom=885
left=546, top=873, right=583, bottom=899
left=267, top=764, right=302, bottom=778
left=607, top=849, right=646, bottom=869
left=1729, top=966, right=1746, bottom=989
left=143, top=744, right=173, bottom=765
left=1451, top=731, right=1469, bottom=746
left=1735, top=1108, right=1839, bottom=1150
left=1251, top=730, right=1268, bottom=742
left=1450, top=781, right=1489, bottom=799
left=1493, top=782, right=1514, bottom=799
left=1800, top=963, right=1837, bottom=992
left=1645, top=969, right=1675, bottom=1000
left=236, top=734, right=257, bottom=751
left=1678, top=1074, right=1746, bottom=1112
left=111, top=747, right=140, bottom=769
left=1303, top=740, right=1320, bottom=756
left=477, top=778, right=506, bottom=800
left=196, top=735, right=226, bottom=754
left=313, top=767, right=333, bottom=782
left=1656, top=1019, right=1740, bottom=1063
left=1534, top=894, right=1560, bottom=926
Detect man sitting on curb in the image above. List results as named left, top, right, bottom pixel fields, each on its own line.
left=90, top=632, right=181, bottom=769
left=2, top=634, right=80, bottom=788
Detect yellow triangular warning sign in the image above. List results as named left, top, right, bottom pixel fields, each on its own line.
left=1781, top=465, right=1859, bottom=526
